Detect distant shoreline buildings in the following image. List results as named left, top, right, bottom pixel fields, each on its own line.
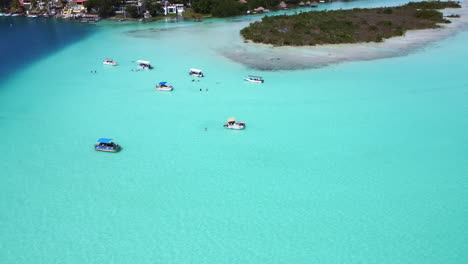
left=1, top=0, right=336, bottom=20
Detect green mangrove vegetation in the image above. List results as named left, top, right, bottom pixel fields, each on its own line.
left=240, top=1, right=461, bottom=46
left=192, top=0, right=280, bottom=17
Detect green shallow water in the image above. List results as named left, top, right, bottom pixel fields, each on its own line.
left=1, top=1, right=468, bottom=263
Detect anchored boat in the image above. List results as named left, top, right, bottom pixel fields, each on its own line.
left=137, top=60, right=153, bottom=69
left=189, top=68, right=204, bottom=77
left=103, top=58, right=118, bottom=66
left=94, top=138, right=121, bottom=152
left=245, top=75, right=264, bottom=83
left=156, top=82, right=174, bottom=91
left=224, top=117, right=246, bottom=130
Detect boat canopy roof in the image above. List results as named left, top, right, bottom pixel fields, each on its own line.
left=137, top=60, right=150, bottom=64
left=97, top=138, right=113, bottom=143
left=159, top=82, right=167, bottom=85
left=227, top=117, right=236, bottom=122
left=190, top=68, right=202, bottom=73
left=249, top=75, right=263, bottom=79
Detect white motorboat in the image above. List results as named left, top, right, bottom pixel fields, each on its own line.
left=224, top=117, right=246, bottom=130
left=156, top=82, right=174, bottom=91
left=244, top=75, right=264, bottom=83
left=189, top=68, right=204, bottom=77
left=103, top=58, right=118, bottom=66
left=137, top=60, right=153, bottom=69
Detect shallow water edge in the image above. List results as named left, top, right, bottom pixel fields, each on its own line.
left=222, top=5, right=468, bottom=70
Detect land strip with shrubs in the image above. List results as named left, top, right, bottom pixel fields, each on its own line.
left=240, top=1, right=461, bottom=46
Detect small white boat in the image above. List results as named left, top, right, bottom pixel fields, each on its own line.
left=27, top=15, right=38, bottom=18
left=137, top=60, right=153, bottom=69
left=189, top=68, right=204, bottom=77
left=156, top=82, right=173, bottom=91
left=244, top=75, right=264, bottom=83
left=103, top=58, right=118, bottom=66
left=11, top=13, right=20, bottom=17
left=224, top=117, right=246, bottom=130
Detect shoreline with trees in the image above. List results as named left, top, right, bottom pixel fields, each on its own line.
left=0, top=0, right=336, bottom=20
left=222, top=1, right=468, bottom=71
left=240, top=1, right=461, bottom=46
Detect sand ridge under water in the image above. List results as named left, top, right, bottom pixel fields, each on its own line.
left=222, top=4, right=468, bottom=70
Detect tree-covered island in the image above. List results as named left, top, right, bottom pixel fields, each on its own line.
left=240, top=1, right=462, bottom=46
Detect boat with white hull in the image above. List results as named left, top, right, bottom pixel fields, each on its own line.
left=103, top=58, right=118, bottom=66
left=137, top=60, right=153, bottom=69
left=244, top=75, right=264, bottom=83
left=189, top=68, right=204, bottom=77
left=224, top=117, right=246, bottom=130
left=156, top=82, right=173, bottom=91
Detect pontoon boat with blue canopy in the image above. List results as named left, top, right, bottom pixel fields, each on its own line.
left=94, top=138, right=121, bottom=152
left=156, top=81, right=174, bottom=91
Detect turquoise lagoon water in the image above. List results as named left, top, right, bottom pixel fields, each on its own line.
left=1, top=0, right=468, bottom=263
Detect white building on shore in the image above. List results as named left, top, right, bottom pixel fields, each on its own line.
left=162, top=2, right=184, bottom=15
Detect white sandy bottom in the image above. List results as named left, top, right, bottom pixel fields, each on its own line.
left=222, top=6, right=468, bottom=70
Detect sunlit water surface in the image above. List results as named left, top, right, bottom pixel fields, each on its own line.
left=1, top=1, right=468, bottom=263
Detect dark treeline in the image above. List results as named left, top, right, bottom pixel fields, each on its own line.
left=3, top=0, right=461, bottom=19
left=1, top=0, right=294, bottom=17
left=0, top=0, right=165, bottom=16
left=191, top=0, right=326, bottom=17
left=84, top=0, right=165, bottom=18
left=1, top=0, right=9, bottom=8
left=192, top=0, right=280, bottom=17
